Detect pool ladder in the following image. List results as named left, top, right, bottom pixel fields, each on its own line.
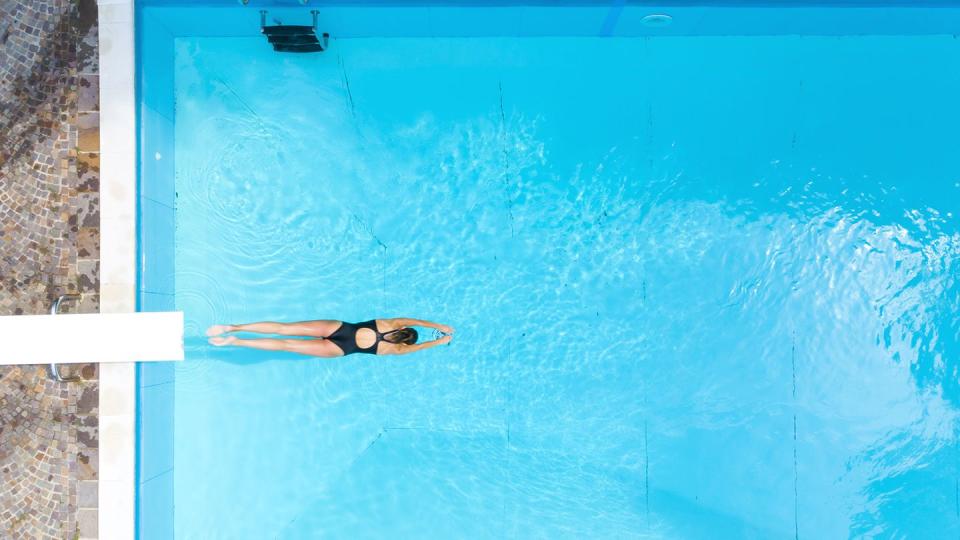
left=48, top=294, right=82, bottom=382
left=260, top=10, right=329, bottom=53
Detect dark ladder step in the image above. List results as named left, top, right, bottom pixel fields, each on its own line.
left=273, top=43, right=326, bottom=53
left=268, top=34, right=321, bottom=45
left=261, top=25, right=315, bottom=36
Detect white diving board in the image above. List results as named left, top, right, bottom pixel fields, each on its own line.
left=1, top=312, right=184, bottom=364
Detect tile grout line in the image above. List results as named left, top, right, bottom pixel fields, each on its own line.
left=139, top=466, right=173, bottom=486
left=792, top=333, right=799, bottom=540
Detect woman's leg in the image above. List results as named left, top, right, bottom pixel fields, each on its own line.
left=209, top=336, right=342, bottom=357
left=207, top=320, right=342, bottom=338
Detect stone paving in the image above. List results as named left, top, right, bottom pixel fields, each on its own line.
left=0, top=0, right=100, bottom=538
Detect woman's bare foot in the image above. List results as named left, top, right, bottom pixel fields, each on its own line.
left=209, top=336, right=237, bottom=346
left=206, top=324, right=234, bottom=337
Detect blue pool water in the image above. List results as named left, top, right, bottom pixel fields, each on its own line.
left=139, top=6, right=960, bottom=539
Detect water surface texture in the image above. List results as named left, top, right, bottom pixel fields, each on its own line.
left=174, top=36, right=960, bottom=538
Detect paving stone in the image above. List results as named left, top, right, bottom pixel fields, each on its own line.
left=77, top=448, right=98, bottom=481
left=74, top=293, right=99, bottom=315
left=76, top=386, right=97, bottom=417
left=77, top=0, right=98, bottom=75
left=77, top=508, right=96, bottom=537
left=77, top=227, right=98, bottom=258
left=77, top=112, right=99, bottom=152
left=76, top=259, right=98, bottom=294
left=75, top=191, right=99, bottom=228
left=76, top=152, right=98, bottom=192
left=0, top=1, right=100, bottom=538
left=78, top=75, right=98, bottom=113
left=77, top=480, right=96, bottom=508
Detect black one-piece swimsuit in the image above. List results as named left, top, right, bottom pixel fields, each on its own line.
left=325, top=320, right=391, bottom=356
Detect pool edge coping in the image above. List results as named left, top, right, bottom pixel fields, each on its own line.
left=97, top=0, right=138, bottom=539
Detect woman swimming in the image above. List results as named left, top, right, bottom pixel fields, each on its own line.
left=205, top=318, right=454, bottom=357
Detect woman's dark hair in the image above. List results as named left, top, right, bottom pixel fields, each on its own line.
left=383, top=327, right=418, bottom=345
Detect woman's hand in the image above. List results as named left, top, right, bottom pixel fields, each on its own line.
left=438, top=325, right=455, bottom=335
left=438, top=335, right=453, bottom=345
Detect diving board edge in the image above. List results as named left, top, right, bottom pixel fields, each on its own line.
left=1, top=312, right=184, bottom=365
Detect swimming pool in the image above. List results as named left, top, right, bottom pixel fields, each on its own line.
left=137, top=2, right=960, bottom=538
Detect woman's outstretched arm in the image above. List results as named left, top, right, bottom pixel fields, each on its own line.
left=390, top=318, right=454, bottom=334
left=387, top=335, right=453, bottom=355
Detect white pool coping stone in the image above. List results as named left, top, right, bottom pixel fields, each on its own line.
left=97, top=0, right=137, bottom=538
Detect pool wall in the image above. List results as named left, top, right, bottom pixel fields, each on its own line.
left=136, top=7, right=177, bottom=540
left=134, top=2, right=960, bottom=538
left=140, top=4, right=960, bottom=38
